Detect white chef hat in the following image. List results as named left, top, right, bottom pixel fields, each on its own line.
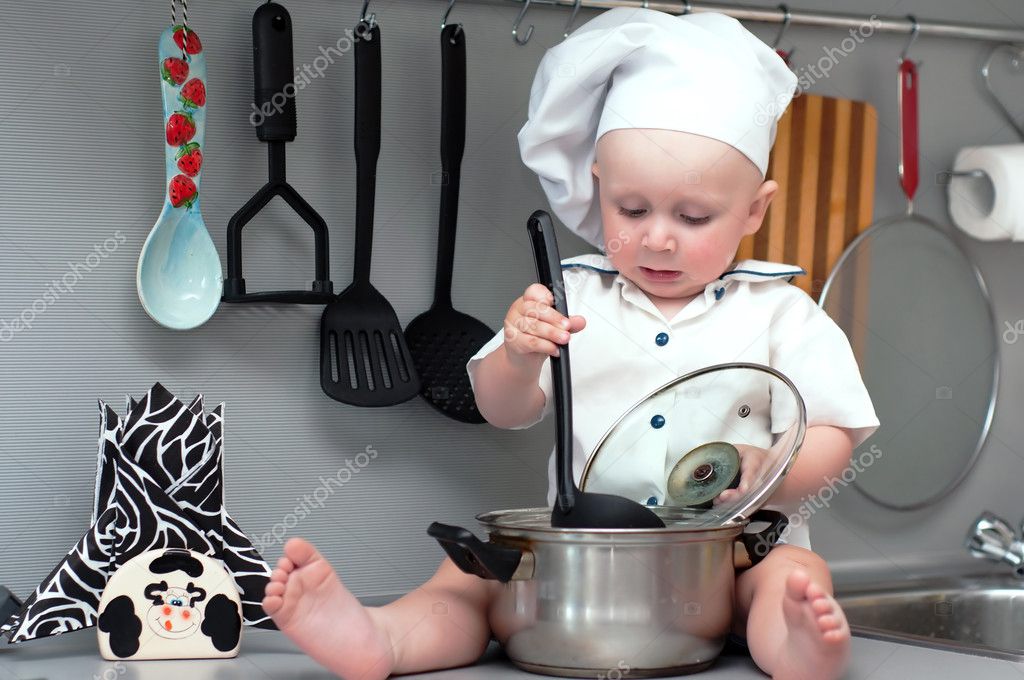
left=518, top=8, right=798, bottom=249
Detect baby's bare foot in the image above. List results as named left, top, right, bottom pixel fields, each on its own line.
left=771, top=569, right=850, bottom=680
left=263, top=538, right=395, bottom=680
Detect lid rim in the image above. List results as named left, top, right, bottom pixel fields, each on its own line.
left=474, top=506, right=750, bottom=536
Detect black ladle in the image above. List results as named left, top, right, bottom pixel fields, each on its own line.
left=404, top=23, right=493, bottom=423
left=527, top=210, right=665, bottom=530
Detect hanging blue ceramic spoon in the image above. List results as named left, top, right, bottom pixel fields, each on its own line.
left=137, top=12, right=222, bottom=330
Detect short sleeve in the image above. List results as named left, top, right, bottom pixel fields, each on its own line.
left=770, top=287, right=880, bottom=448
left=465, top=328, right=554, bottom=430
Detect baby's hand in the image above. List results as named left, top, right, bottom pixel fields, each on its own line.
left=503, top=283, right=586, bottom=367
left=713, top=444, right=772, bottom=506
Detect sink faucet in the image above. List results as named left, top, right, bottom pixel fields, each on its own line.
left=965, top=511, right=1024, bottom=577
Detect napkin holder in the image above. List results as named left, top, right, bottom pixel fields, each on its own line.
left=97, top=548, right=242, bottom=660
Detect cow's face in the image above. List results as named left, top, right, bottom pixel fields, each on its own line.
left=145, top=584, right=204, bottom=639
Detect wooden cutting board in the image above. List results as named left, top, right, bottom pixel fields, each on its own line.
left=735, top=93, right=879, bottom=301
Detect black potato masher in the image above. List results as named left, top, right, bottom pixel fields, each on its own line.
left=223, top=2, right=334, bottom=304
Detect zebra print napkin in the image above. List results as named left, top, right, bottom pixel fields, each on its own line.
left=1, top=383, right=276, bottom=643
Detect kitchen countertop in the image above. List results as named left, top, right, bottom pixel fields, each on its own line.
left=1, top=629, right=1023, bottom=680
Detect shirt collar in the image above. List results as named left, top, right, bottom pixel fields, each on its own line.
left=560, top=254, right=805, bottom=323
left=718, top=259, right=807, bottom=282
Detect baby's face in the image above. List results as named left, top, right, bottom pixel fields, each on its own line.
left=592, top=129, right=777, bottom=301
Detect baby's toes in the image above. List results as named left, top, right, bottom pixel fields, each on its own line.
left=276, top=556, right=295, bottom=574
left=785, top=569, right=812, bottom=600
left=816, top=613, right=842, bottom=633
left=284, top=537, right=322, bottom=567
left=270, top=566, right=290, bottom=584
left=265, top=580, right=286, bottom=598
left=806, top=580, right=829, bottom=602
left=811, top=596, right=835, bottom=616
left=262, top=594, right=283, bottom=615
left=817, top=600, right=850, bottom=641
left=820, top=616, right=850, bottom=644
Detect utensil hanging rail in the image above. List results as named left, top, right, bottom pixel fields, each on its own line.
left=482, top=0, right=1024, bottom=44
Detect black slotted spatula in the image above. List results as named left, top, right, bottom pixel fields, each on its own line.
left=320, top=20, right=420, bottom=406
left=405, top=24, right=493, bottom=423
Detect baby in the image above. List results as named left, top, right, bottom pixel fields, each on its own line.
left=262, top=9, right=878, bottom=680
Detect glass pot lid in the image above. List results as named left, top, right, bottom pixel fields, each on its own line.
left=580, top=362, right=806, bottom=528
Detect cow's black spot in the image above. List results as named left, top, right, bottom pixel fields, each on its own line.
left=98, top=595, right=141, bottom=658
left=202, top=594, right=241, bottom=652
left=150, top=549, right=204, bottom=578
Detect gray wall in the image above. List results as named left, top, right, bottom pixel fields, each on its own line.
left=0, top=0, right=1022, bottom=600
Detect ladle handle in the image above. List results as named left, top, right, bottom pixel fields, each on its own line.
left=253, top=3, right=297, bottom=142
left=434, top=23, right=467, bottom=309
left=527, top=210, right=575, bottom=514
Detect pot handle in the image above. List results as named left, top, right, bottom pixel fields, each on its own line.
left=427, top=522, right=525, bottom=583
left=738, top=509, right=789, bottom=566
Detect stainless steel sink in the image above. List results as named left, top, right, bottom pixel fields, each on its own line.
left=836, top=573, right=1024, bottom=661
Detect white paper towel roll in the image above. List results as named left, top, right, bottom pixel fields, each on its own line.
left=948, top=144, right=1024, bottom=241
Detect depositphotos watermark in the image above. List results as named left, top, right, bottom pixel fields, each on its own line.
left=754, top=15, right=882, bottom=127
left=741, top=443, right=884, bottom=557
left=254, top=445, right=379, bottom=551
left=597, top=661, right=631, bottom=680
left=1003, top=320, right=1024, bottom=344
left=0, top=231, right=127, bottom=343
left=92, top=661, right=126, bottom=680
left=249, top=23, right=372, bottom=127
left=781, top=443, right=884, bottom=541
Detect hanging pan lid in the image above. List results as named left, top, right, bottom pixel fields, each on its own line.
left=580, top=362, right=806, bottom=528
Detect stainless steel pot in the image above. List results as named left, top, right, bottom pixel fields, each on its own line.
left=428, top=506, right=786, bottom=678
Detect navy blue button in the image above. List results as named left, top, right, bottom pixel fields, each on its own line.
left=655, top=332, right=669, bottom=346
left=646, top=496, right=658, bottom=506
left=714, top=287, right=725, bottom=300
left=650, top=414, right=666, bottom=429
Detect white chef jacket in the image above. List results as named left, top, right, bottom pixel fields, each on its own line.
left=466, top=253, right=880, bottom=550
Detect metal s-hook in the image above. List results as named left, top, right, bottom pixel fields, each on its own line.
left=771, top=4, right=790, bottom=49
left=900, top=14, right=919, bottom=63
left=772, top=4, right=795, bottom=64
left=359, top=0, right=377, bottom=31
left=441, top=0, right=455, bottom=28
left=442, top=0, right=463, bottom=42
left=512, top=0, right=534, bottom=45
left=563, top=0, right=582, bottom=39
left=981, top=43, right=1024, bottom=140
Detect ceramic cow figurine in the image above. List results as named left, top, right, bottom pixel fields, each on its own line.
left=97, top=549, right=242, bottom=660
